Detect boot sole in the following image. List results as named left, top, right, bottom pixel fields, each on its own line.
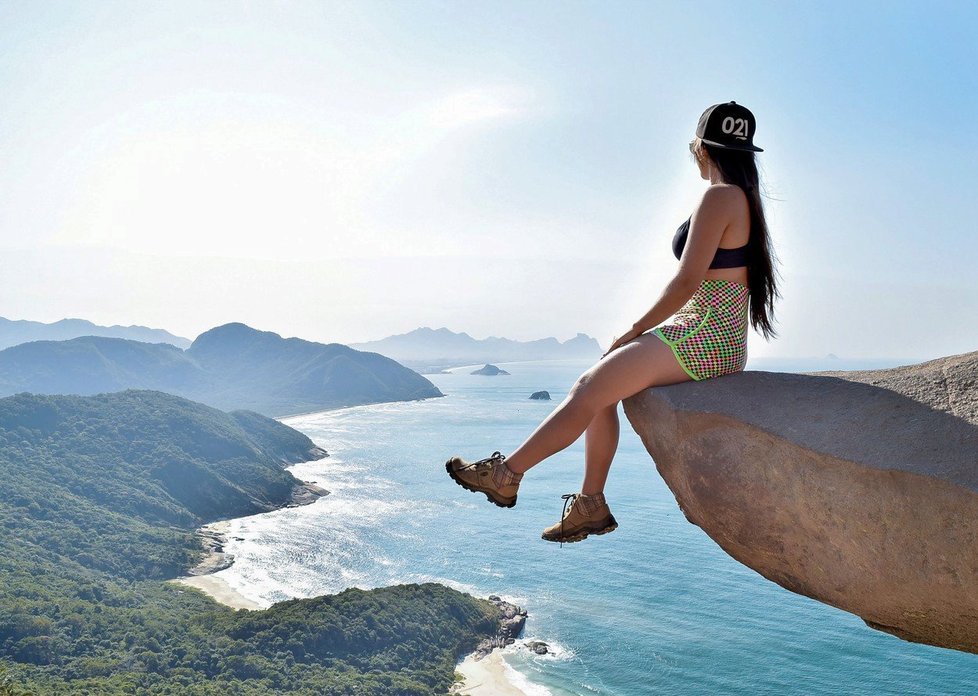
left=445, top=461, right=517, bottom=509
left=541, top=515, right=618, bottom=543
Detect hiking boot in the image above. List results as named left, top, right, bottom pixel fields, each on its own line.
left=541, top=492, right=618, bottom=544
left=445, top=451, right=522, bottom=508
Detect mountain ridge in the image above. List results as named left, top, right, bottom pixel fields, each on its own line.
left=0, top=323, right=443, bottom=417
left=350, top=326, right=602, bottom=371
left=0, top=316, right=191, bottom=350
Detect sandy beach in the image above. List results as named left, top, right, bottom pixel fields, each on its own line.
left=165, top=481, right=326, bottom=612
left=452, top=651, right=531, bottom=696
left=169, top=574, right=263, bottom=610
left=167, top=519, right=264, bottom=610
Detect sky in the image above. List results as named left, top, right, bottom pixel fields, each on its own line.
left=1, top=0, right=976, bottom=360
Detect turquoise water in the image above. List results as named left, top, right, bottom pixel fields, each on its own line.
left=215, top=358, right=978, bottom=695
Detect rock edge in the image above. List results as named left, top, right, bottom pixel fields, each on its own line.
left=623, top=350, right=978, bottom=654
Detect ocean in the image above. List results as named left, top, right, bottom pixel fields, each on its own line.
left=213, top=357, right=978, bottom=695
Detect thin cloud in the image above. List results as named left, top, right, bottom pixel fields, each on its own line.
left=425, top=86, right=533, bottom=129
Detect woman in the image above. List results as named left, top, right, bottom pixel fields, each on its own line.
left=446, top=101, right=779, bottom=544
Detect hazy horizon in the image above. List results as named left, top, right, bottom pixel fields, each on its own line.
left=0, top=314, right=932, bottom=367
left=3, top=1, right=976, bottom=361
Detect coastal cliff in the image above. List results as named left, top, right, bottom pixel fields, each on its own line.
left=623, top=350, right=978, bottom=654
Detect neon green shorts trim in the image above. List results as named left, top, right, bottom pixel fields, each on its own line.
left=653, top=279, right=749, bottom=381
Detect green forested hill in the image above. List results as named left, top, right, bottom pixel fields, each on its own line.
left=0, top=323, right=443, bottom=417
left=0, top=390, right=323, bottom=569
left=0, top=391, right=498, bottom=694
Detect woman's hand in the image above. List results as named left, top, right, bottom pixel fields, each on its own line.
left=604, top=326, right=644, bottom=356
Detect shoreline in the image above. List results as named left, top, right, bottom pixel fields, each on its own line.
left=167, top=518, right=267, bottom=610
left=170, top=573, right=264, bottom=610
left=273, top=394, right=445, bottom=420
left=167, top=461, right=544, bottom=695
left=451, top=596, right=538, bottom=696
left=452, top=651, right=532, bottom=696
left=167, top=476, right=330, bottom=611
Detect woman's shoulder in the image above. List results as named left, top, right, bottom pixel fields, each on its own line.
left=696, top=183, right=749, bottom=217
left=700, top=183, right=747, bottom=205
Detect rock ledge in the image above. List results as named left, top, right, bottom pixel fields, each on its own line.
left=623, top=350, right=978, bottom=654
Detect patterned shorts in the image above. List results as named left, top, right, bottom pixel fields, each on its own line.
left=652, top=279, right=749, bottom=381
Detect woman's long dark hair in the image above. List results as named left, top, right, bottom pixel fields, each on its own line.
left=698, top=140, right=780, bottom=339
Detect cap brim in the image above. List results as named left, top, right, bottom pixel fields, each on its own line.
left=701, top=137, right=763, bottom=152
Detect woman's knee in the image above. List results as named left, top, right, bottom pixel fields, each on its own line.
left=568, top=339, right=681, bottom=408
left=569, top=367, right=598, bottom=399
left=568, top=368, right=621, bottom=413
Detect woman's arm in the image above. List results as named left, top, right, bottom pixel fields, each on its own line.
left=605, top=185, right=737, bottom=355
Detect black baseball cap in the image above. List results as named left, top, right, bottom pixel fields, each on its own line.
left=695, top=101, right=763, bottom=152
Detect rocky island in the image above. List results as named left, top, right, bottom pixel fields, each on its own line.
left=472, top=364, right=510, bottom=376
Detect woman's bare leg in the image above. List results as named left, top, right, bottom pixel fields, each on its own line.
left=505, top=334, right=692, bottom=477
left=582, top=405, right=619, bottom=495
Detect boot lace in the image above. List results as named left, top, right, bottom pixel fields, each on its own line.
left=557, top=493, right=578, bottom=548
left=459, top=451, right=505, bottom=471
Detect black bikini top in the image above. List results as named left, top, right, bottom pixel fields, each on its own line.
left=672, top=216, right=750, bottom=269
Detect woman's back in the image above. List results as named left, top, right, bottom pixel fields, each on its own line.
left=705, top=185, right=751, bottom=288
left=682, top=183, right=752, bottom=289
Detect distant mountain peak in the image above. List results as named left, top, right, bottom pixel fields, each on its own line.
left=411, top=326, right=471, bottom=339
left=350, top=327, right=602, bottom=368
left=194, top=321, right=268, bottom=341
left=198, top=321, right=268, bottom=337
left=0, top=316, right=192, bottom=350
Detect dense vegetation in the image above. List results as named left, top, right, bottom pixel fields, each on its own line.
left=0, top=391, right=498, bottom=694
left=0, top=323, right=443, bottom=417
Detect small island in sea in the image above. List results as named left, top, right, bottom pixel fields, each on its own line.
left=471, top=364, right=510, bottom=376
